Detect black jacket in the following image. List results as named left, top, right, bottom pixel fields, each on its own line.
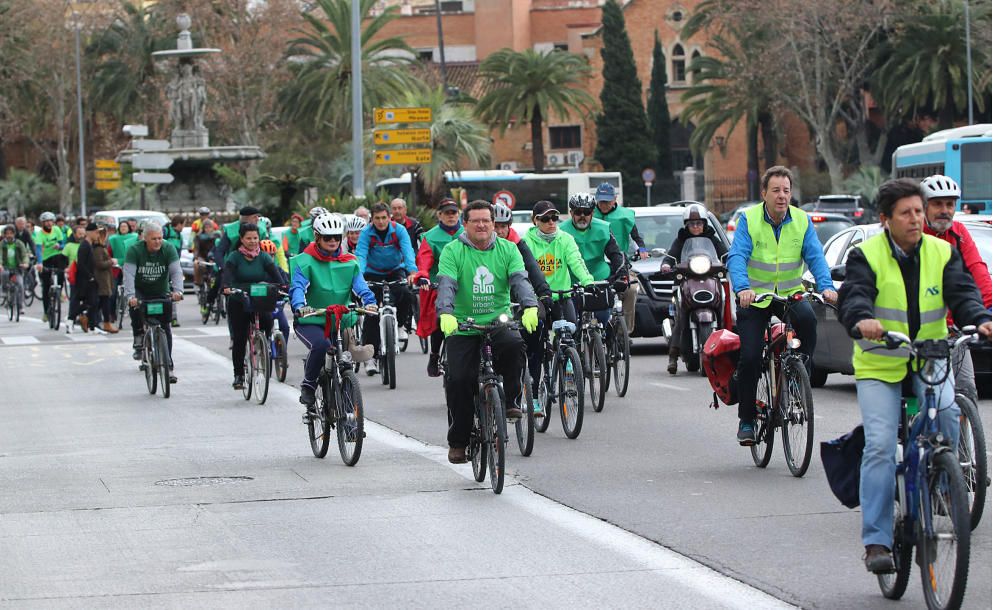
left=838, top=232, right=990, bottom=339
left=666, top=224, right=728, bottom=263
left=516, top=240, right=551, bottom=301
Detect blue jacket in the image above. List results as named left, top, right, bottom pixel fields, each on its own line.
left=727, top=206, right=834, bottom=293
left=355, top=221, right=417, bottom=276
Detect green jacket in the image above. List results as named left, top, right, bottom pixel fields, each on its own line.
left=1, top=239, right=29, bottom=268
left=521, top=227, right=594, bottom=299
left=559, top=218, right=613, bottom=281
left=594, top=204, right=638, bottom=255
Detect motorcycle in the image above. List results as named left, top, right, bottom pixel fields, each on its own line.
left=661, top=237, right=727, bottom=375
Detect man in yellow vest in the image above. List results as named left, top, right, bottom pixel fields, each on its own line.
left=837, top=178, right=991, bottom=574
left=727, top=166, right=838, bottom=444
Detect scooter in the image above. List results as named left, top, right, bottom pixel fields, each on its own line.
left=661, top=237, right=727, bottom=375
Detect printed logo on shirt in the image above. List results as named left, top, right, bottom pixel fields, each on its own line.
left=473, top=266, right=495, bottom=295
left=925, top=285, right=940, bottom=297
left=538, top=253, right=560, bottom=276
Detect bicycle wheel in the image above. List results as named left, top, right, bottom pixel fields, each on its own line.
left=252, top=331, right=270, bottom=405
left=241, top=335, right=253, bottom=401
left=336, top=370, right=365, bottom=466
left=49, top=287, right=61, bottom=330
left=7, top=286, right=13, bottom=321
left=558, top=347, right=585, bottom=439
left=273, top=333, right=288, bottom=382
left=143, top=330, right=157, bottom=395
left=14, top=284, right=22, bottom=322
left=588, top=335, right=607, bottom=412
left=470, top=400, right=487, bottom=482
left=780, top=359, right=814, bottom=477
left=917, top=451, right=970, bottom=610
left=381, top=316, right=396, bottom=389
left=199, top=286, right=210, bottom=324
left=156, top=328, right=171, bottom=399
left=308, top=375, right=332, bottom=458
left=116, top=289, right=125, bottom=330
left=214, top=292, right=223, bottom=325
left=954, top=393, right=987, bottom=531
left=515, top=365, right=534, bottom=457
left=534, top=356, right=553, bottom=433
left=878, top=489, right=914, bottom=599
left=23, top=273, right=35, bottom=307
left=612, top=317, right=630, bottom=397
left=479, top=384, right=505, bottom=493
left=751, top=369, right=774, bottom=468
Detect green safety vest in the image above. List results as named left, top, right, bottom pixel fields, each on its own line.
left=560, top=218, right=612, bottom=281
left=745, top=203, right=808, bottom=308
left=421, top=223, right=464, bottom=283
left=108, top=232, right=138, bottom=262
left=593, top=204, right=636, bottom=255
left=289, top=252, right=361, bottom=328
left=63, top=241, right=80, bottom=263
left=852, top=234, right=950, bottom=382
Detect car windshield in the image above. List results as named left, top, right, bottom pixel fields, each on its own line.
left=816, top=199, right=858, bottom=210
left=814, top=219, right=856, bottom=245
left=965, top=224, right=992, bottom=274
left=635, top=215, right=684, bottom=251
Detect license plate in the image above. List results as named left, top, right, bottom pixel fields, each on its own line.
left=250, top=284, right=269, bottom=297
left=146, top=302, right=164, bottom=315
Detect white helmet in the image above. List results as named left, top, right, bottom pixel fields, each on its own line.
left=39, top=212, right=56, bottom=222
left=345, top=214, right=367, bottom=232
left=920, top=175, right=961, bottom=200
left=492, top=203, right=513, bottom=223
left=683, top=203, right=710, bottom=223
left=309, top=206, right=327, bottom=220
left=312, top=213, right=344, bottom=237
left=260, top=216, right=272, bottom=232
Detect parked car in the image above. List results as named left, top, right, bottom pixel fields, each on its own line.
left=808, top=212, right=857, bottom=246
left=93, top=210, right=170, bottom=231
left=723, top=202, right=758, bottom=240
left=813, top=194, right=874, bottom=224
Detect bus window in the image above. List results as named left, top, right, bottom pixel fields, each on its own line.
left=589, top=176, right=620, bottom=189
left=961, top=141, right=991, bottom=202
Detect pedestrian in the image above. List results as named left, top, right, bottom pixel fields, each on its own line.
left=92, top=226, right=118, bottom=333
left=70, top=223, right=100, bottom=332
left=283, top=213, right=305, bottom=257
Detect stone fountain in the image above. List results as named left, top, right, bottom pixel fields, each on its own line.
left=117, top=14, right=265, bottom=211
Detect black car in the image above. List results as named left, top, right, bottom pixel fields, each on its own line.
left=814, top=194, right=874, bottom=224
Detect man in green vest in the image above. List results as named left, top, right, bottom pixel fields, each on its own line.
left=594, top=182, right=646, bottom=335
left=209, top=206, right=266, bottom=309
left=837, top=178, right=991, bottom=574
left=727, top=165, right=838, bottom=444
left=560, top=192, right=627, bottom=327
left=414, top=198, right=464, bottom=377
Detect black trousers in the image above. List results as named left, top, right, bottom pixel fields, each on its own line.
left=444, top=329, right=524, bottom=448
left=228, top=298, right=274, bottom=377
left=362, top=270, right=413, bottom=355
left=735, top=300, right=817, bottom=421
left=524, top=298, right=575, bottom=397
left=130, top=300, right=174, bottom=365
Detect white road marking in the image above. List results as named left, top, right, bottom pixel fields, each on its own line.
left=0, top=336, right=40, bottom=345
left=651, top=381, right=690, bottom=391
left=170, top=337, right=793, bottom=609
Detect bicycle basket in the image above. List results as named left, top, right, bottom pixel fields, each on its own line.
left=702, top=328, right=740, bottom=405
left=247, top=283, right=279, bottom=312
left=145, top=302, right=165, bottom=316
left=820, top=425, right=865, bottom=508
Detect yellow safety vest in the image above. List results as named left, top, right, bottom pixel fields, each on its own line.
left=745, top=203, right=807, bottom=308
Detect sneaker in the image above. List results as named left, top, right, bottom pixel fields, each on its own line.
left=42, top=313, right=48, bottom=323
left=168, top=373, right=178, bottom=384
left=448, top=447, right=468, bottom=464
left=667, top=355, right=678, bottom=375
left=232, top=375, right=245, bottom=390
left=863, top=545, right=895, bottom=574
left=533, top=398, right=545, bottom=418
left=506, top=407, right=522, bottom=420
left=299, top=385, right=316, bottom=406
left=132, top=348, right=142, bottom=361
left=737, top=420, right=756, bottom=445
left=397, top=326, right=408, bottom=343
left=365, top=359, right=378, bottom=376
left=427, top=353, right=441, bottom=377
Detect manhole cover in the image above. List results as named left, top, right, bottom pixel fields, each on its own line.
left=155, top=476, right=254, bottom=487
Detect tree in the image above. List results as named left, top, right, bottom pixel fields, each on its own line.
left=476, top=48, right=595, bottom=172
left=593, top=0, right=655, bottom=202
left=279, top=0, right=422, bottom=140
left=647, top=31, right=675, bottom=200
left=0, top=169, right=56, bottom=217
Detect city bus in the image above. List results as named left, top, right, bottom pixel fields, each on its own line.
left=892, top=123, right=992, bottom=213
left=375, top=170, right=623, bottom=212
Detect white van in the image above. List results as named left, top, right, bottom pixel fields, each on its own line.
left=93, top=210, right=170, bottom=231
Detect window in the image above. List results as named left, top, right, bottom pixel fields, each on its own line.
left=960, top=141, right=991, bottom=201
left=690, top=50, right=701, bottom=79
left=440, top=0, right=463, bottom=12
left=549, top=125, right=581, bottom=150
left=554, top=43, right=569, bottom=51
left=823, top=231, right=853, bottom=268
left=672, top=44, right=686, bottom=83
left=671, top=10, right=684, bottom=22
left=417, top=49, right=434, bottom=62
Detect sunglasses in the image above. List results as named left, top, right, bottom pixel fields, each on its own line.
left=572, top=209, right=593, bottom=217
left=318, top=234, right=341, bottom=241
left=536, top=214, right=559, bottom=223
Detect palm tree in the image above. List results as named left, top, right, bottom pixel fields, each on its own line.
left=256, top=173, right=317, bottom=223
left=476, top=48, right=595, bottom=172
left=0, top=169, right=56, bottom=216
left=279, top=0, right=422, bottom=138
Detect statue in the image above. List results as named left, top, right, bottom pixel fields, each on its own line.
left=166, top=60, right=206, bottom=132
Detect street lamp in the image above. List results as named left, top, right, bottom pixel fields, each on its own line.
left=72, top=11, right=87, bottom=217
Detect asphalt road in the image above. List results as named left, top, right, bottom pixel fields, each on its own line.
left=0, top=297, right=991, bottom=608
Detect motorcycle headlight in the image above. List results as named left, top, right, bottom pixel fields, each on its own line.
left=690, top=255, right=711, bottom=275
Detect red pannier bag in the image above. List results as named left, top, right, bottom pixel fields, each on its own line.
left=702, top=328, right=740, bottom=406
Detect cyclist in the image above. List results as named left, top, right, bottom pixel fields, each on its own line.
left=390, top=197, right=424, bottom=255
left=344, top=214, right=367, bottom=254
left=222, top=224, right=286, bottom=389
left=414, top=199, right=464, bottom=377
left=163, top=216, right=185, bottom=252
left=35, top=212, right=68, bottom=323
left=664, top=203, right=729, bottom=374
left=210, top=206, right=267, bottom=309
left=836, top=178, right=992, bottom=574
left=13, top=217, right=35, bottom=259
left=436, top=200, right=540, bottom=464
left=0, top=225, right=30, bottom=316
left=123, top=221, right=183, bottom=383
left=728, top=165, right=837, bottom=445
left=290, top=214, right=377, bottom=413
left=593, top=182, right=647, bottom=335
left=920, top=174, right=992, bottom=399
left=493, top=203, right=552, bottom=308
left=190, top=206, right=212, bottom=233
left=522, top=200, right=595, bottom=415
left=282, top=213, right=305, bottom=257
left=560, top=191, right=627, bottom=327
left=355, top=202, right=417, bottom=376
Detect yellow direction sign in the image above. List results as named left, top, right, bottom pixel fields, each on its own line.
left=95, top=159, right=120, bottom=169
left=373, top=107, right=432, bottom=125
left=374, top=149, right=433, bottom=166
left=95, top=180, right=122, bottom=191
left=374, top=128, right=432, bottom=145
left=95, top=169, right=121, bottom=180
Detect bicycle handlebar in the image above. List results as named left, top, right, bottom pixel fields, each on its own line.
left=457, top=314, right=523, bottom=333
left=295, top=304, right=378, bottom=320
left=752, top=290, right=827, bottom=305
left=850, top=325, right=985, bottom=352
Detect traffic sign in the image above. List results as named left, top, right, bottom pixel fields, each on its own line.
left=641, top=168, right=656, bottom=182
left=133, top=139, right=171, bottom=151
left=374, top=128, right=432, bottom=145
left=131, top=153, right=174, bottom=170
left=95, top=180, right=121, bottom=191
left=95, top=159, right=120, bottom=169
left=95, top=169, right=121, bottom=180
left=133, top=172, right=175, bottom=184
left=373, top=149, right=433, bottom=166
left=492, top=190, right=516, bottom=209
left=373, top=107, right=432, bottom=124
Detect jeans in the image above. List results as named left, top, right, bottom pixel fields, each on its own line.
left=735, top=300, right=817, bottom=422
left=295, top=323, right=330, bottom=389
left=951, top=341, right=977, bottom=400
left=857, top=359, right=960, bottom=547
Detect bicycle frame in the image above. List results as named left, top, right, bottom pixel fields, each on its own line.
left=370, top=279, right=403, bottom=356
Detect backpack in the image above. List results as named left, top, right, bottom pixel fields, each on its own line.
left=702, top=329, right=740, bottom=405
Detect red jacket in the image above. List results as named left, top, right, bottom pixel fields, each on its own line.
left=923, top=220, right=992, bottom=309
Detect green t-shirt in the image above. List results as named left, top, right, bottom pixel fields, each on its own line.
left=37, top=227, right=64, bottom=261
left=125, top=241, right=179, bottom=297
left=437, top=237, right=524, bottom=335
left=521, top=227, right=594, bottom=299
left=223, top=250, right=277, bottom=292
left=63, top=241, right=80, bottom=263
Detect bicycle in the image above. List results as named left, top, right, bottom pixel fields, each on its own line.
left=455, top=315, right=523, bottom=494
left=22, top=262, right=36, bottom=308
left=42, top=265, right=63, bottom=331
left=533, top=287, right=585, bottom=439
left=946, top=329, right=989, bottom=532
left=856, top=327, right=976, bottom=610
left=135, top=296, right=173, bottom=399
left=578, top=281, right=611, bottom=413
left=113, top=267, right=127, bottom=330
left=4, top=269, right=23, bottom=322
left=409, top=285, right=429, bottom=354
left=368, top=278, right=408, bottom=390
left=271, top=296, right=289, bottom=383
left=745, top=291, right=821, bottom=477
left=228, top=284, right=283, bottom=405
left=606, top=288, right=631, bottom=397
left=195, top=260, right=223, bottom=325
left=297, top=304, right=372, bottom=465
